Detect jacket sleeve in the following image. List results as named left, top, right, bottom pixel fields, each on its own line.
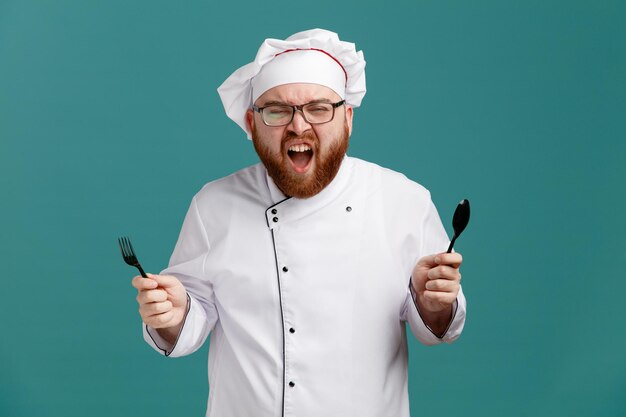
left=143, top=196, right=218, bottom=357
left=401, top=196, right=467, bottom=345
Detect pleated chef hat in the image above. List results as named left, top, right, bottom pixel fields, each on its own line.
left=217, top=28, right=366, bottom=139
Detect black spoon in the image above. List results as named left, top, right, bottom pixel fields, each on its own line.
left=446, top=199, right=470, bottom=253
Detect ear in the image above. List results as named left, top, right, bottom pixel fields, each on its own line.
left=345, top=105, right=354, bottom=136
left=245, top=108, right=255, bottom=134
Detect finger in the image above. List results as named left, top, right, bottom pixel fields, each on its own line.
left=434, top=252, right=463, bottom=268
left=146, top=310, right=175, bottom=328
left=148, top=273, right=181, bottom=289
left=136, top=289, right=168, bottom=305
left=425, top=279, right=459, bottom=292
left=132, top=276, right=158, bottom=291
left=423, top=290, right=457, bottom=305
left=140, top=300, right=173, bottom=316
left=427, top=265, right=461, bottom=281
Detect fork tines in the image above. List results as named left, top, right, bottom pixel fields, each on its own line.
left=118, top=236, right=148, bottom=278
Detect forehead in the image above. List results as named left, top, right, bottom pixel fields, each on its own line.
left=255, top=83, right=342, bottom=105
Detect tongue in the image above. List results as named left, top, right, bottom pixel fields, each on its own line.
left=289, top=151, right=313, bottom=172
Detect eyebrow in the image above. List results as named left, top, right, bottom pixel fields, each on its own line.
left=259, top=98, right=334, bottom=107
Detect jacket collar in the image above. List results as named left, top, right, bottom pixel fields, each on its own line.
left=264, top=156, right=354, bottom=228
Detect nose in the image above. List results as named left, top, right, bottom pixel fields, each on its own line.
left=287, top=108, right=312, bottom=136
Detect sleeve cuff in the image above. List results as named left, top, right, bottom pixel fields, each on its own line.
left=143, top=293, right=192, bottom=356
left=406, top=281, right=466, bottom=345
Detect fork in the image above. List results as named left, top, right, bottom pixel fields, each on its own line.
left=118, top=236, right=148, bottom=278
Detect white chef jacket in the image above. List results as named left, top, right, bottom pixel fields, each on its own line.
left=144, top=156, right=466, bottom=417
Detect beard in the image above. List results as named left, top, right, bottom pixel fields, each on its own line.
left=252, top=124, right=350, bottom=199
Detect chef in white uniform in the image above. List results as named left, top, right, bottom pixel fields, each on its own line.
left=132, top=28, right=466, bottom=417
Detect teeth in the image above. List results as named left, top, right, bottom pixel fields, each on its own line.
left=288, top=144, right=311, bottom=152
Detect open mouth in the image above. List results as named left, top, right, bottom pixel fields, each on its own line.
left=287, top=144, right=314, bottom=173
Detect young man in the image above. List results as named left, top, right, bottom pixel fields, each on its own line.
left=132, top=28, right=466, bottom=417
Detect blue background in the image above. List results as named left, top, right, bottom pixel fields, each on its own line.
left=1, top=1, right=624, bottom=415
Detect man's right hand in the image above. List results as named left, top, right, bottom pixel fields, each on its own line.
left=132, top=273, right=188, bottom=344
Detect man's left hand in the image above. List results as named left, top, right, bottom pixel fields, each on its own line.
left=411, top=252, right=462, bottom=335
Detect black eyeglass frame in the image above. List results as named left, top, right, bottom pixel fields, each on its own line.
left=252, top=100, right=346, bottom=126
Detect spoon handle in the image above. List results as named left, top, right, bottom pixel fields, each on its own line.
left=446, top=235, right=458, bottom=253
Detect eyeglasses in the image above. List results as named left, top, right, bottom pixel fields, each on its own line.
left=252, top=100, right=345, bottom=127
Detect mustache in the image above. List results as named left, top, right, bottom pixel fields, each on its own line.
left=282, top=130, right=318, bottom=145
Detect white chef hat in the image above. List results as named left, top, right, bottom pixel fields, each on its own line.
left=217, top=28, right=366, bottom=139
